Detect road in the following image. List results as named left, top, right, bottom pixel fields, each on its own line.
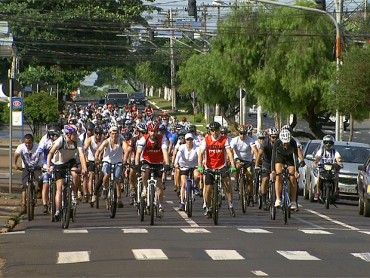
left=1, top=181, right=369, bottom=277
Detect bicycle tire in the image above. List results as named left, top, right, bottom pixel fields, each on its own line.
left=240, top=177, right=247, bottom=213
left=149, top=182, right=155, bottom=225
left=212, top=181, right=219, bottom=225
left=108, top=182, right=117, bottom=218
left=50, top=180, right=56, bottom=222
left=325, top=183, right=330, bottom=209
left=71, top=197, right=77, bottom=222
left=270, top=181, right=276, bottom=220
left=26, top=184, right=33, bottom=221
left=124, top=177, right=130, bottom=197
left=255, top=174, right=262, bottom=210
left=139, top=196, right=145, bottom=222
left=186, top=180, right=193, bottom=218
left=282, top=185, right=288, bottom=225
left=61, top=185, right=72, bottom=229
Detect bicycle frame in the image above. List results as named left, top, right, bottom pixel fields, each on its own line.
left=106, top=162, right=121, bottom=219
left=205, top=169, right=223, bottom=225
left=184, top=167, right=196, bottom=218
left=239, top=162, right=253, bottom=213
left=281, top=165, right=291, bottom=224
left=61, top=168, right=73, bottom=229
left=25, top=165, right=39, bottom=221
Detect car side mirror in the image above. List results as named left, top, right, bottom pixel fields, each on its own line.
left=358, top=165, right=365, bottom=171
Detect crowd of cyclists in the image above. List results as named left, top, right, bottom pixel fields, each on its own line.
left=13, top=101, right=343, bottom=224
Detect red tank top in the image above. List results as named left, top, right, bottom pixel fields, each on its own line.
left=205, top=134, right=227, bottom=169
left=142, top=134, right=164, bottom=164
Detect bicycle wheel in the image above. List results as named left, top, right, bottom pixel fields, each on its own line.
left=139, top=196, right=145, bottom=222
left=255, top=174, right=262, bottom=210
left=49, top=180, right=56, bottom=222
left=108, top=182, right=117, bottom=218
left=270, top=181, right=276, bottom=220
left=26, top=183, right=34, bottom=221
left=186, top=180, right=193, bottom=218
left=240, top=177, right=247, bottom=213
left=325, top=183, right=330, bottom=209
left=71, top=194, right=77, bottom=222
left=282, top=187, right=288, bottom=225
left=61, top=185, right=72, bottom=229
left=124, top=177, right=130, bottom=197
left=212, top=182, right=219, bottom=225
left=149, top=183, right=155, bottom=225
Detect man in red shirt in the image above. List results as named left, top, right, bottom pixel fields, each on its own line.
left=135, top=121, right=170, bottom=217
left=198, top=121, right=236, bottom=218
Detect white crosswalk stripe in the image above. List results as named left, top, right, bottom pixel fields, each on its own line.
left=181, top=228, right=210, bottom=233
left=132, top=249, right=168, bottom=260
left=299, top=229, right=333, bottom=235
left=122, top=228, right=148, bottom=233
left=351, top=252, right=370, bottom=262
left=57, top=251, right=90, bottom=264
left=238, top=228, right=272, bottom=234
left=277, top=251, right=321, bottom=261
left=251, top=270, right=269, bottom=276
left=63, top=229, right=88, bottom=234
left=359, top=231, right=370, bottom=235
left=205, top=250, right=244, bottom=260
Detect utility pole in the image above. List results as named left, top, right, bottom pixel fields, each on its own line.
left=170, top=9, right=177, bottom=112
left=335, top=0, right=343, bottom=141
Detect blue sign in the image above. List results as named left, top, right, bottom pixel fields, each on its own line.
left=11, top=97, right=23, bottom=111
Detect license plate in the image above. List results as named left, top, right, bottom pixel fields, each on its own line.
left=339, top=186, right=357, bottom=193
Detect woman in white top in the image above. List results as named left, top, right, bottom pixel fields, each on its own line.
left=174, top=133, right=200, bottom=211
left=95, top=125, right=124, bottom=208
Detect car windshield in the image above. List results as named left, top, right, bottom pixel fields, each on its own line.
left=131, top=93, right=145, bottom=98
left=335, top=145, right=370, bottom=163
left=306, top=142, right=321, bottom=157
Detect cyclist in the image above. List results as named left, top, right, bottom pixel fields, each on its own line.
left=46, top=125, right=87, bottom=221
left=174, top=133, right=200, bottom=211
left=312, top=135, right=343, bottom=200
left=230, top=124, right=258, bottom=204
left=271, top=129, right=304, bottom=211
left=171, top=129, right=187, bottom=194
left=254, top=127, right=279, bottom=210
left=198, top=121, right=237, bottom=218
left=37, top=125, right=61, bottom=214
left=84, top=126, right=105, bottom=205
left=94, top=125, right=124, bottom=209
left=13, top=134, right=43, bottom=214
left=134, top=121, right=171, bottom=217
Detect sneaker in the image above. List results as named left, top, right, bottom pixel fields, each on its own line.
left=91, top=195, right=97, bottom=203
left=83, top=195, right=89, bottom=203
left=102, top=188, right=107, bottom=199
left=228, top=206, right=236, bottom=217
left=262, top=202, right=269, bottom=211
left=158, top=206, right=164, bottom=218
left=54, top=211, right=60, bottom=222
left=291, top=202, right=299, bottom=211
left=72, top=195, right=77, bottom=206
left=274, top=199, right=282, bottom=208
left=117, top=200, right=124, bottom=208
left=141, top=188, right=147, bottom=198
left=178, top=203, right=185, bottom=211
left=314, top=192, right=319, bottom=201
left=43, top=205, right=48, bottom=214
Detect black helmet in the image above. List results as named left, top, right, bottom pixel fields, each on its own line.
left=87, top=121, right=95, bottom=131
left=209, top=121, right=221, bottom=130
left=220, top=126, right=229, bottom=135
left=123, top=132, right=133, bottom=141
left=94, top=126, right=103, bottom=134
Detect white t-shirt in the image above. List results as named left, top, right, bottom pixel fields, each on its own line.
left=51, top=136, right=83, bottom=165
left=15, top=143, right=42, bottom=168
left=174, top=144, right=199, bottom=169
left=315, top=148, right=341, bottom=164
left=230, top=135, right=255, bottom=161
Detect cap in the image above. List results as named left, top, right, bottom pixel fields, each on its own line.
left=109, top=126, right=118, bottom=133
left=185, top=133, right=194, bottom=140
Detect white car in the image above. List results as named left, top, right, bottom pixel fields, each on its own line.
left=248, top=105, right=267, bottom=117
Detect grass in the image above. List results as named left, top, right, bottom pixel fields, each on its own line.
left=148, top=96, right=207, bottom=132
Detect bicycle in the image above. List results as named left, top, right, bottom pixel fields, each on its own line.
left=47, top=169, right=57, bottom=222
left=271, top=165, right=291, bottom=224
left=205, top=169, right=224, bottom=225
left=91, top=162, right=102, bottom=208
left=184, top=167, right=197, bottom=218
left=253, top=166, right=263, bottom=209
left=22, top=165, right=41, bottom=221
left=238, top=161, right=253, bottom=214
left=105, top=162, right=122, bottom=219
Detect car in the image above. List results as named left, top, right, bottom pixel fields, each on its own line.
left=302, top=140, right=370, bottom=202
left=357, top=154, right=370, bottom=217
left=247, top=105, right=267, bottom=117
left=106, top=98, right=129, bottom=107
left=129, top=92, right=147, bottom=106
left=317, top=115, right=350, bottom=131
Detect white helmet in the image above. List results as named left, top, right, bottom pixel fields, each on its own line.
left=279, top=129, right=291, bottom=143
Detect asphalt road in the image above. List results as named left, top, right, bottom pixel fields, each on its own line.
left=1, top=180, right=369, bottom=277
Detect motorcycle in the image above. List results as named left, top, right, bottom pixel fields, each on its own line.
left=317, top=162, right=338, bottom=209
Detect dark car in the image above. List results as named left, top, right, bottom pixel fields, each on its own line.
left=358, top=154, right=370, bottom=217
left=106, top=98, right=129, bottom=107
left=317, top=115, right=350, bottom=131
left=129, top=92, right=147, bottom=106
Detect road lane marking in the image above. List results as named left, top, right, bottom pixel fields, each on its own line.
left=299, top=229, right=333, bottom=235
left=305, top=209, right=360, bottom=231
left=0, top=231, right=25, bottom=235
left=132, top=249, right=168, bottom=260
left=181, top=228, right=210, bottom=233
left=174, top=207, right=199, bottom=227
left=359, top=231, right=370, bottom=235
left=351, top=252, right=370, bottom=262
left=122, top=228, right=148, bottom=233
left=205, top=250, right=244, bottom=260
left=238, top=228, right=272, bottom=234
left=251, top=270, right=269, bottom=276
left=291, top=215, right=325, bottom=229
left=277, top=251, right=320, bottom=261
left=57, top=251, right=90, bottom=264
left=63, top=229, right=88, bottom=234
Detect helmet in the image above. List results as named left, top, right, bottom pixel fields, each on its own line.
left=136, top=122, right=147, bottom=133
left=238, top=125, right=248, bottom=133
left=125, top=120, right=132, bottom=127
left=209, top=121, right=221, bottom=130
left=116, top=116, right=122, bottom=123
left=323, top=135, right=334, bottom=150
left=123, top=132, right=133, bottom=141
left=281, top=124, right=292, bottom=132
left=220, top=126, right=229, bottom=134
left=86, top=122, right=95, bottom=131
left=64, top=124, right=77, bottom=134
left=175, top=124, right=183, bottom=131
left=181, top=116, right=187, bottom=122
left=159, top=123, right=167, bottom=132
left=178, top=129, right=187, bottom=137
left=185, top=124, right=196, bottom=133
left=47, top=126, right=61, bottom=138
left=268, top=127, right=279, bottom=136
left=94, top=126, right=103, bottom=134
left=257, top=131, right=266, bottom=139
left=147, top=121, right=159, bottom=131
left=279, top=129, right=291, bottom=143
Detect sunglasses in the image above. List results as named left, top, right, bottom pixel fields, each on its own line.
left=270, top=136, right=278, bottom=139
left=324, top=141, right=334, bottom=145
left=239, top=132, right=246, bottom=135
left=210, top=129, right=219, bottom=132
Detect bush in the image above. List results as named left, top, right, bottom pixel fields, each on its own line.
left=194, top=113, right=204, bottom=123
